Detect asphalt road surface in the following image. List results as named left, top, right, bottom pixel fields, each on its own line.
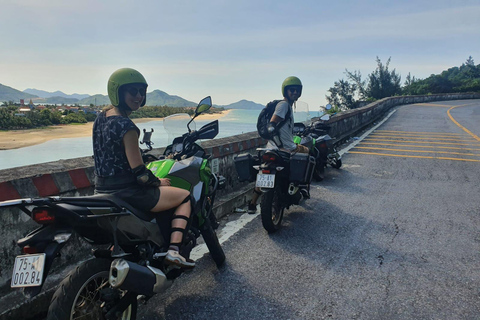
left=136, top=99, right=480, bottom=319
left=32, top=100, right=480, bottom=320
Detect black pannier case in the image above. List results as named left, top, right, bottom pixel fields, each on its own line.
left=289, top=153, right=315, bottom=184
left=234, top=153, right=259, bottom=182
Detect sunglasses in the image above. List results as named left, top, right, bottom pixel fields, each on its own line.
left=287, top=86, right=301, bottom=93
left=125, top=86, right=147, bottom=97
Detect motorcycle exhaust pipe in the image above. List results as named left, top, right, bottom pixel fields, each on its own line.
left=109, top=259, right=172, bottom=295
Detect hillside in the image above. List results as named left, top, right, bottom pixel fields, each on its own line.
left=1, top=84, right=265, bottom=109
left=0, top=84, right=37, bottom=102
left=220, top=99, right=264, bottom=109
left=24, top=88, right=90, bottom=100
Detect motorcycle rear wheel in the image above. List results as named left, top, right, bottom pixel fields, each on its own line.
left=201, top=218, right=226, bottom=267
left=47, top=258, right=137, bottom=320
left=260, top=184, right=284, bottom=233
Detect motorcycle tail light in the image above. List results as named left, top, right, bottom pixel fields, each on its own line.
left=22, top=245, right=38, bottom=254
left=262, top=154, right=277, bottom=162
left=262, top=169, right=271, bottom=174
left=319, top=142, right=327, bottom=149
left=32, top=208, right=55, bottom=224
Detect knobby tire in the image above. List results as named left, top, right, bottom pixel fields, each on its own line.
left=47, top=258, right=137, bottom=320
left=260, top=183, right=284, bottom=233
left=201, top=218, right=226, bottom=267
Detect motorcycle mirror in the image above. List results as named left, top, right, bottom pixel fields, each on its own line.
left=194, top=96, right=213, bottom=117
left=325, top=104, right=332, bottom=110
left=320, top=114, right=330, bottom=121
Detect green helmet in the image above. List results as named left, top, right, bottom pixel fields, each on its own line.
left=281, top=76, right=303, bottom=98
left=107, top=68, right=148, bottom=107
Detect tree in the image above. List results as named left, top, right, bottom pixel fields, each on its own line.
left=326, top=56, right=402, bottom=109
left=326, top=79, right=358, bottom=110
left=402, top=56, right=479, bottom=95
left=364, top=57, right=402, bottom=99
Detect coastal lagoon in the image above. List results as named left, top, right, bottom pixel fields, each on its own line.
left=0, top=109, right=312, bottom=170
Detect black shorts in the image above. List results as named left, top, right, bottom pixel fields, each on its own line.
left=96, top=185, right=160, bottom=212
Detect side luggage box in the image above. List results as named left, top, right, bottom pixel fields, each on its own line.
left=289, top=153, right=315, bottom=184
left=233, top=153, right=259, bottom=182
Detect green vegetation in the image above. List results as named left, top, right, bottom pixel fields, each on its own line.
left=0, top=103, right=224, bottom=130
left=0, top=105, right=93, bottom=130
left=130, top=105, right=223, bottom=119
left=326, top=56, right=479, bottom=110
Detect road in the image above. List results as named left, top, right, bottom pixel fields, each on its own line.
left=135, top=100, right=480, bottom=319
left=30, top=100, right=480, bottom=320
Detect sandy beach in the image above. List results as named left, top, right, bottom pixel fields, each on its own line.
left=0, top=109, right=233, bottom=150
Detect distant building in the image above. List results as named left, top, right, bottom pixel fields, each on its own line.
left=18, top=107, right=31, bottom=114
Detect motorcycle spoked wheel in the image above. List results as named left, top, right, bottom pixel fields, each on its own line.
left=47, top=258, right=137, bottom=320
left=260, top=183, right=285, bottom=233
left=200, top=218, right=226, bottom=267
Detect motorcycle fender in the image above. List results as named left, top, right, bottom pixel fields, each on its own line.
left=17, top=225, right=72, bottom=297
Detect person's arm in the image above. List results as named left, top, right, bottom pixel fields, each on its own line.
left=123, top=129, right=168, bottom=187
left=123, top=129, right=143, bottom=169
left=270, top=114, right=283, bottom=123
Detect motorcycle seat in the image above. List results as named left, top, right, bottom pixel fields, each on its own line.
left=57, top=194, right=155, bottom=222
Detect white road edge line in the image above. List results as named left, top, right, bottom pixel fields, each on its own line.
left=191, top=110, right=397, bottom=261
left=338, top=109, right=397, bottom=156
left=190, top=211, right=259, bottom=261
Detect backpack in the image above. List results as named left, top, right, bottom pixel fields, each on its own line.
left=256, top=100, right=291, bottom=139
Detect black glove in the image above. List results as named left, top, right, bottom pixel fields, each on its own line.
left=132, top=165, right=161, bottom=187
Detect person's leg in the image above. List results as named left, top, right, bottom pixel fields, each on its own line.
left=150, top=186, right=195, bottom=268
left=248, top=188, right=262, bottom=214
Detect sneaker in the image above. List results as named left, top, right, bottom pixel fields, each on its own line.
left=248, top=203, right=257, bottom=214
left=165, top=250, right=195, bottom=269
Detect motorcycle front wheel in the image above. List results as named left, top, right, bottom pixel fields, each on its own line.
left=201, top=218, right=226, bottom=267
left=330, top=157, right=342, bottom=169
left=260, top=184, right=285, bottom=233
left=47, top=258, right=137, bottom=320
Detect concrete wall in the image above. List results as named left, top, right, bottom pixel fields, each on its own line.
left=0, top=93, right=479, bottom=318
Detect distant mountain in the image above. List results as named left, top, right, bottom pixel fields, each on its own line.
left=78, top=90, right=197, bottom=107
left=220, top=99, right=264, bottom=110
left=0, top=84, right=37, bottom=102
left=78, top=94, right=110, bottom=106
left=24, top=88, right=90, bottom=100
left=2, top=84, right=265, bottom=109
left=147, top=90, right=197, bottom=107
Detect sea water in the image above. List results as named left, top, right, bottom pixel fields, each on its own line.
left=0, top=109, right=310, bottom=170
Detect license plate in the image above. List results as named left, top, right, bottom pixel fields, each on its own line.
left=11, top=253, right=46, bottom=288
left=256, top=174, right=275, bottom=188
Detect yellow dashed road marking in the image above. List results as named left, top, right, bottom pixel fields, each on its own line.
left=375, top=130, right=465, bottom=135
left=349, top=151, right=480, bottom=162
left=359, top=142, right=480, bottom=151
left=368, top=135, right=477, bottom=142
left=354, top=146, right=480, bottom=157
left=351, top=103, right=480, bottom=163
left=363, top=138, right=480, bottom=146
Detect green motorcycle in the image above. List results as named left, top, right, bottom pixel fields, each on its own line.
left=143, top=96, right=226, bottom=266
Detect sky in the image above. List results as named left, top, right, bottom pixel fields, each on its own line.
left=1, top=0, right=479, bottom=110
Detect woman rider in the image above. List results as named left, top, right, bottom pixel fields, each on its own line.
left=92, top=68, right=194, bottom=268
